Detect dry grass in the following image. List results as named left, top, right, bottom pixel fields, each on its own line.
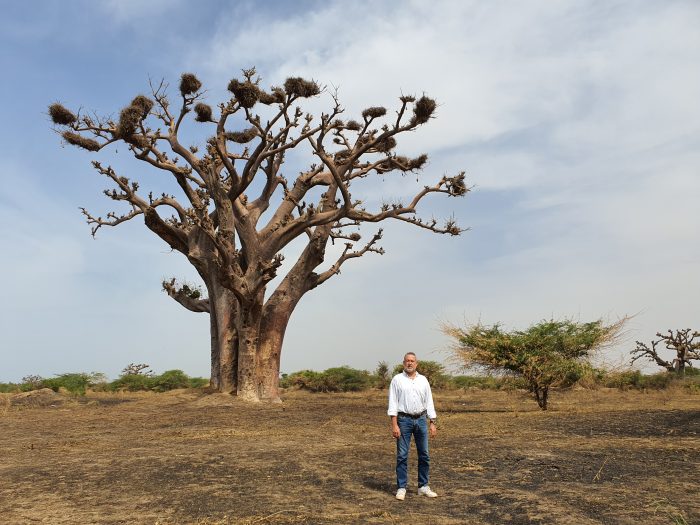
left=0, top=388, right=697, bottom=524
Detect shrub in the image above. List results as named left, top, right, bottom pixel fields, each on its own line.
left=188, top=376, right=209, bottom=388
left=282, top=370, right=322, bottom=390
left=601, top=370, right=643, bottom=389
left=109, top=373, right=152, bottom=392
left=20, top=375, right=44, bottom=391
left=282, top=367, right=371, bottom=392
left=109, top=369, right=203, bottom=392
left=598, top=369, right=677, bottom=390
left=318, top=367, right=372, bottom=392
left=42, top=373, right=94, bottom=395
left=149, top=369, right=191, bottom=392
left=638, top=372, right=674, bottom=390
left=450, top=375, right=507, bottom=390
left=0, top=383, right=21, bottom=393
left=683, top=367, right=700, bottom=377
left=392, top=360, right=450, bottom=389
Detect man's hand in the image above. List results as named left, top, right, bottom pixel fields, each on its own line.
left=429, top=421, right=437, bottom=438
left=391, top=424, right=400, bottom=438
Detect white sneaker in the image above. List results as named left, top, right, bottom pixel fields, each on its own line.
left=396, top=488, right=406, bottom=500
left=418, top=485, right=438, bottom=497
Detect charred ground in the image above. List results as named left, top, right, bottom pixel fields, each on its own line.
left=1, top=388, right=697, bottom=524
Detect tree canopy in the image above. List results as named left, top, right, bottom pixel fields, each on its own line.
left=444, top=318, right=627, bottom=409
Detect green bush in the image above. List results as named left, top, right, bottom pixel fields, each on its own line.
left=319, top=367, right=372, bottom=392
left=597, top=370, right=677, bottom=390
left=109, top=369, right=205, bottom=392
left=42, top=373, right=100, bottom=396
left=450, top=375, right=504, bottom=390
left=601, top=370, right=643, bottom=389
left=638, top=372, right=675, bottom=390
left=109, top=373, right=152, bottom=392
left=282, top=367, right=371, bottom=392
left=149, top=370, right=191, bottom=392
left=281, top=370, right=322, bottom=390
left=188, top=376, right=209, bottom=388
left=682, top=367, right=700, bottom=377
left=392, top=360, right=450, bottom=389
left=0, top=383, right=21, bottom=393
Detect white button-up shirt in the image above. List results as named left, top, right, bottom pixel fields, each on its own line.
left=387, top=371, right=437, bottom=419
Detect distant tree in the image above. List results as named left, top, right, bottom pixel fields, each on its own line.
left=21, top=375, right=44, bottom=390
left=121, top=363, right=154, bottom=376
left=631, top=329, right=700, bottom=374
left=50, top=68, right=467, bottom=401
left=374, top=361, right=390, bottom=389
left=443, top=318, right=626, bottom=410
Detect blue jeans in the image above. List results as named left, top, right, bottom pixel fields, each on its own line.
left=396, top=415, right=430, bottom=489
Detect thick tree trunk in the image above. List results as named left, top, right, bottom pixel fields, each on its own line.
left=208, top=280, right=238, bottom=393
left=208, top=310, right=221, bottom=391
left=236, top=298, right=264, bottom=401
left=257, top=300, right=295, bottom=402
left=206, top=237, right=320, bottom=400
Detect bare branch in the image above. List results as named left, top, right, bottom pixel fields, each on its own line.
left=630, top=340, right=674, bottom=371
left=162, top=278, right=210, bottom=313
left=315, top=229, right=385, bottom=287
left=80, top=206, right=143, bottom=237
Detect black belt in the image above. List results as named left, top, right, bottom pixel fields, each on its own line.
left=398, top=411, right=427, bottom=419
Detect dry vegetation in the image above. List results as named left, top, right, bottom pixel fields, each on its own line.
left=1, top=387, right=698, bottom=524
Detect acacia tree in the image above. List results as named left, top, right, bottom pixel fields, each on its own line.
left=50, top=69, right=467, bottom=401
left=631, top=329, right=700, bottom=374
left=443, top=318, right=626, bottom=410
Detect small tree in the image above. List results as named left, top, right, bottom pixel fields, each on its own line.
left=374, top=361, right=390, bottom=389
left=631, top=329, right=700, bottom=374
left=121, top=363, right=154, bottom=376
left=443, top=318, right=626, bottom=410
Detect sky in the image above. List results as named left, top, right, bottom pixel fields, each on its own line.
left=1, top=0, right=699, bottom=382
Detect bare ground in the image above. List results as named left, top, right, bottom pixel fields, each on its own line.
left=1, top=387, right=698, bottom=524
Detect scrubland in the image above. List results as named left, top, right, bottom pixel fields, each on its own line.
left=1, top=387, right=698, bottom=524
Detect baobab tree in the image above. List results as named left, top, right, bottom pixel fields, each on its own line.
left=50, top=69, right=467, bottom=401
left=631, top=329, right=700, bottom=374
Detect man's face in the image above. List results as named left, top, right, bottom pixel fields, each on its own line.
left=403, top=354, right=417, bottom=374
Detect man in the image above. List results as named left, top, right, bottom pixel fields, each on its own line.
left=387, top=352, right=438, bottom=500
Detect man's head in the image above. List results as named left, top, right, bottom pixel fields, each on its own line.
left=403, top=352, right=418, bottom=375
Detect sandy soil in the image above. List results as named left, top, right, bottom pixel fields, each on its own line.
left=1, top=387, right=698, bottom=524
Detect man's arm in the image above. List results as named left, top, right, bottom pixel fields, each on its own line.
left=388, top=377, right=400, bottom=438
left=424, top=378, right=437, bottom=421
left=390, top=415, right=400, bottom=438
left=425, top=378, right=438, bottom=438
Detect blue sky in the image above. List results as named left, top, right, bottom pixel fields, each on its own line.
left=1, top=0, right=699, bottom=381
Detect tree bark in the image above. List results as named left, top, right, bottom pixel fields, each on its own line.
left=533, top=384, right=549, bottom=410
left=236, top=296, right=264, bottom=401
left=208, top=309, right=221, bottom=391
left=256, top=298, right=296, bottom=402
left=208, top=279, right=238, bottom=393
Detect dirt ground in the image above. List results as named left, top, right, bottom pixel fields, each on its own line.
left=1, top=387, right=698, bottom=525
